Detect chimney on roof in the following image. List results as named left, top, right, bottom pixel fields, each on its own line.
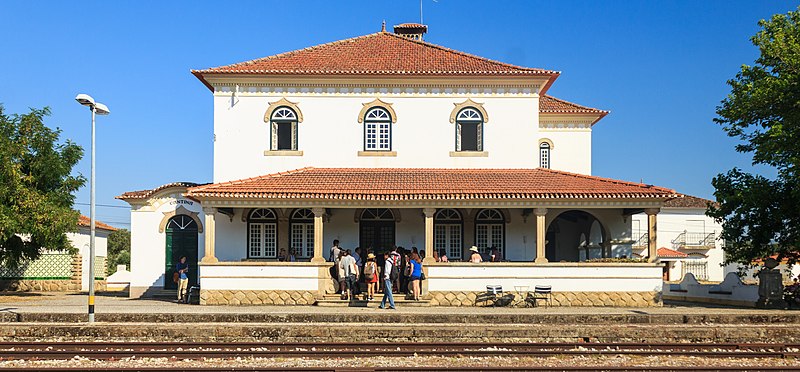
left=393, top=23, right=428, bottom=41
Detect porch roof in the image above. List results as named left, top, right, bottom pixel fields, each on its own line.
left=185, top=167, right=679, bottom=201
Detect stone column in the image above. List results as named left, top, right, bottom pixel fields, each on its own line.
left=201, top=207, right=218, bottom=263
left=423, top=208, right=436, bottom=264
left=534, top=208, right=548, bottom=263
left=311, top=208, right=326, bottom=263
left=645, top=208, right=659, bottom=263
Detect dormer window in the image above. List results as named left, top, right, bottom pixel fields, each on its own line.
left=539, top=142, right=551, bottom=169
left=270, top=107, right=298, bottom=151
left=364, top=107, right=392, bottom=151
left=456, top=108, right=483, bottom=152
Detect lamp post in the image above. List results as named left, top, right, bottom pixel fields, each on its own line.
left=75, top=94, right=109, bottom=323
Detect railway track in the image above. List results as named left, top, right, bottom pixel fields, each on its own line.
left=0, top=341, right=798, bottom=359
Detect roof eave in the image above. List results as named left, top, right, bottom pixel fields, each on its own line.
left=191, top=70, right=215, bottom=92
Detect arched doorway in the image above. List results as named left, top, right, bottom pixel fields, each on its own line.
left=359, top=208, right=396, bottom=254
left=164, top=215, right=199, bottom=289
left=545, top=210, right=607, bottom=262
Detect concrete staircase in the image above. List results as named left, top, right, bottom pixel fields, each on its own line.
left=315, top=293, right=430, bottom=307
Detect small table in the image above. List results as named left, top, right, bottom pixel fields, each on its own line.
left=513, top=285, right=530, bottom=307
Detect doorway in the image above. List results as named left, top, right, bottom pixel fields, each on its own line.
left=164, top=215, right=199, bottom=289
left=359, top=209, right=396, bottom=254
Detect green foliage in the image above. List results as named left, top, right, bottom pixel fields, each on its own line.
left=0, top=105, right=85, bottom=267
left=106, top=229, right=130, bottom=275
left=709, top=7, right=800, bottom=267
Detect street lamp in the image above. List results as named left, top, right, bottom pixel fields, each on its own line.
left=75, top=93, right=109, bottom=323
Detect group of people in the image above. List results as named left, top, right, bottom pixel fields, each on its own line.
left=329, top=240, right=425, bottom=309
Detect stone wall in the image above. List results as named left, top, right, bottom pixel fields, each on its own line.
left=200, top=289, right=317, bottom=305
left=428, top=291, right=661, bottom=307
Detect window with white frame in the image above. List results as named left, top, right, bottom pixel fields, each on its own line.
left=475, top=209, right=504, bottom=255
left=248, top=208, right=277, bottom=258
left=434, top=209, right=463, bottom=260
left=363, top=107, right=392, bottom=151
left=270, top=107, right=298, bottom=151
left=290, top=208, right=314, bottom=259
left=455, top=108, right=483, bottom=151
left=539, top=142, right=551, bottom=169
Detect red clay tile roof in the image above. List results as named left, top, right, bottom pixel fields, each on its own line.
left=78, top=215, right=117, bottom=232
left=117, top=182, right=204, bottom=201
left=192, top=32, right=559, bottom=90
left=540, top=95, right=609, bottom=125
left=185, top=168, right=677, bottom=201
left=663, top=195, right=715, bottom=209
left=657, top=247, right=688, bottom=258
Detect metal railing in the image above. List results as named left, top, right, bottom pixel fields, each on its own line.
left=632, top=233, right=649, bottom=249
left=672, top=231, right=716, bottom=249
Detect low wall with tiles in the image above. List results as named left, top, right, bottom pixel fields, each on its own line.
left=200, top=289, right=317, bottom=305
left=0, top=253, right=106, bottom=292
left=428, top=290, right=661, bottom=307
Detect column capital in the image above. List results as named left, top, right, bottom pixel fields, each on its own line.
left=423, top=208, right=437, bottom=217
left=312, top=207, right=326, bottom=216
left=534, top=208, right=548, bottom=217
left=202, top=207, right=216, bottom=214
left=645, top=208, right=660, bottom=216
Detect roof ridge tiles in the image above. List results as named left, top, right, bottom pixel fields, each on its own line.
left=541, top=95, right=609, bottom=114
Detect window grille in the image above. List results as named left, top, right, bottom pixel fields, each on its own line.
left=364, top=108, right=391, bottom=151
left=540, top=142, right=551, bottom=169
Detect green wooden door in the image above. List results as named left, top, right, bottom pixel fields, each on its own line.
left=164, top=215, right=199, bottom=290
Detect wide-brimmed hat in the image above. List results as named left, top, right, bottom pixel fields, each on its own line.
left=469, top=246, right=479, bottom=252
left=367, top=253, right=376, bottom=259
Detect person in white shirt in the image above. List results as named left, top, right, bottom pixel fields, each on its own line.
left=379, top=249, right=398, bottom=309
left=329, top=239, right=341, bottom=262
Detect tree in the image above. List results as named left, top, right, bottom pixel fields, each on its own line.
left=0, top=105, right=85, bottom=267
left=708, top=7, right=800, bottom=267
left=106, top=229, right=130, bottom=275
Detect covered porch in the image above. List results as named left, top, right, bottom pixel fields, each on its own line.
left=187, top=168, right=677, bottom=306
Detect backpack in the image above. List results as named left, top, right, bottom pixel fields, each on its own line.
left=364, top=262, right=376, bottom=280
left=389, top=256, right=400, bottom=281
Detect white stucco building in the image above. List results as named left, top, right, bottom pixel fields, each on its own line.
left=119, top=23, right=690, bottom=306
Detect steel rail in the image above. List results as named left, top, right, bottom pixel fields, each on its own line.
left=0, top=341, right=798, bottom=360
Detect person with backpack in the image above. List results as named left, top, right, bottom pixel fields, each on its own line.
left=379, top=249, right=399, bottom=309
left=364, top=253, right=378, bottom=300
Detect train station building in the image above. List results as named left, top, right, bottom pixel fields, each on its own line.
left=118, top=23, right=684, bottom=306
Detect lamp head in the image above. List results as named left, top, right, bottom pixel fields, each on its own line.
left=94, top=103, right=110, bottom=115
left=75, top=93, right=95, bottom=107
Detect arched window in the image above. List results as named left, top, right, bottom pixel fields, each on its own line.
left=456, top=108, right=484, bottom=152
left=475, top=209, right=504, bottom=255
left=361, top=208, right=395, bottom=221
left=270, top=107, right=298, bottom=151
left=539, top=142, right=551, bottom=169
left=248, top=208, right=277, bottom=258
left=434, top=209, right=463, bottom=260
left=166, top=215, right=198, bottom=231
left=364, top=108, right=392, bottom=151
left=290, top=208, right=314, bottom=259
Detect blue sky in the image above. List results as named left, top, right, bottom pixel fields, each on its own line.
left=0, top=1, right=796, bottom=229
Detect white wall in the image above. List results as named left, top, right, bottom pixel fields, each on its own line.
left=201, top=264, right=319, bottom=291
left=428, top=263, right=663, bottom=292
left=632, top=207, right=725, bottom=282
left=538, top=130, right=591, bottom=174
left=212, top=93, right=559, bottom=183
left=67, top=227, right=110, bottom=291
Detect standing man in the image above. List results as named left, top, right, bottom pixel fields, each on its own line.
left=176, top=256, right=189, bottom=303
left=379, top=249, right=398, bottom=310
left=329, top=239, right=341, bottom=262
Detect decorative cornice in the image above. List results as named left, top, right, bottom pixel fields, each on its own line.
left=197, top=199, right=666, bottom=209
left=213, top=83, right=539, bottom=97
left=539, top=122, right=593, bottom=131
left=358, top=98, right=397, bottom=123
left=450, top=98, right=489, bottom=124
left=264, top=97, right=303, bottom=123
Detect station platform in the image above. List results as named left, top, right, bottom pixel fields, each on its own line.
left=0, top=292, right=798, bottom=343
